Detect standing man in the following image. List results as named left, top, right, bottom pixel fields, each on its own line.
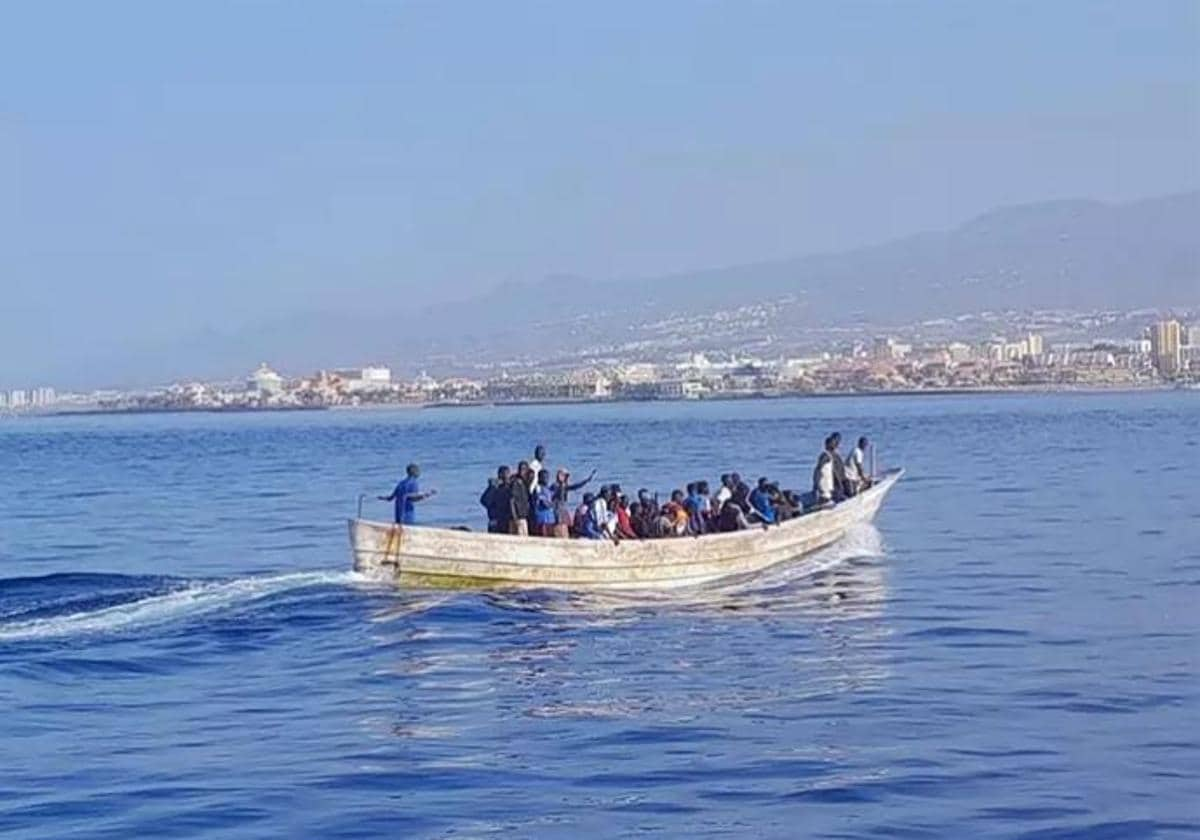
left=508, top=463, right=532, bottom=536
left=379, top=463, right=436, bottom=525
left=528, top=444, right=547, bottom=492
left=829, top=432, right=849, bottom=500
left=846, top=436, right=871, bottom=495
left=812, top=437, right=837, bottom=507
left=481, top=465, right=511, bottom=532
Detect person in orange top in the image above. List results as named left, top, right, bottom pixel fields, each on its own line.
left=661, top=490, right=690, bottom=537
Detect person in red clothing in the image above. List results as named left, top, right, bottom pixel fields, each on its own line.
left=613, top=492, right=639, bottom=540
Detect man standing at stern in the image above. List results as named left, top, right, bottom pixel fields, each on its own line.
left=379, top=463, right=437, bottom=525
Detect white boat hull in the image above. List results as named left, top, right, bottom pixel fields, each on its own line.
left=349, top=470, right=902, bottom=590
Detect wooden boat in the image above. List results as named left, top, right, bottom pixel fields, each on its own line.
left=349, top=469, right=902, bottom=590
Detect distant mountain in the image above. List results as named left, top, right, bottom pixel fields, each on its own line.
left=396, top=190, right=1200, bottom=363
left=94, top=191, right=1199, bottom=386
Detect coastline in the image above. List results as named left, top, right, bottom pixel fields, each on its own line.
left=419, top=382, right=1183, bottom=410
left=5, top=382, right=1192, bottom=420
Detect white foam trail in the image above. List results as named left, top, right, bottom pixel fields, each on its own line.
left=0, top=570, right=370, bottom=642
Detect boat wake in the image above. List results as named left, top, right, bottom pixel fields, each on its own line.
left=0, top=570, right=372, bottom=643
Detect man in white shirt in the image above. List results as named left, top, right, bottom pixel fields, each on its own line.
left=813, top=436, right=837, bottom=506
left=715, top=474, right=734, bottom=508
left=528, top=444, right=546, bottom=492
left=846, top=436, right=871, bottom=495
left=592, top=485, right=618, bottom=538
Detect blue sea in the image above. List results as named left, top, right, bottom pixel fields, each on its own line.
left=1, top=393, right=1197, bottom=839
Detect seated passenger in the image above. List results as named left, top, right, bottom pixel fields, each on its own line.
left=697, top=481, right=714, bottom=525
left=731, top=473, right=752, bottom=512
left=717, top=498, right=751, bottom=532
left=613, top=493, right=639, bottom=540
left=684, top=482, right=706, bottom=535
left=592, top=486, right=616, bottom=538
left=633, top=497, right=660, bottom=538
left=748, top=477, right=777, bottom=524
left=771, top=484, right=801, bottom=520
left=574, top=493, right=595, bottom=536
left=662, top=490, right=690, bottom=537
left=715, top=474, right=734, bottom=508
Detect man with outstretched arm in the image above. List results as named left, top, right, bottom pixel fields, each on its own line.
left=379, top=463, right=437, bottom=525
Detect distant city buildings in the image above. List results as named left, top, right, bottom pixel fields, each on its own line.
left=4, top=307, right=1197, bottom=416
left=248, top=363, right=285, bottom=396
left=0, top=387, right=55, bottom=412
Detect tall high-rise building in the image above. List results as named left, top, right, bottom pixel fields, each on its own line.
left=1025, top=333, right=1044, bottom=357
left=1151, top=320, right=1182, bottom=376
left=1187, top=325, right=1200, bottom=347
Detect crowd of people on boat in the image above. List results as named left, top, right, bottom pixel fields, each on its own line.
left=381, top=435, right=874, bottom=539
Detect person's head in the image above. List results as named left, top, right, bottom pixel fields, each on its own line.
left=582, top=492, right=595, bottom=506
left=758, top=476, right=769, bottom=489
left=556, top=468, right=569, bottom=484
left=686, top=482, right=697, bottom=495
left=610, top=483, right=622, bottom=496
left=670, top=489, right=684, bottom=503
left=824, top=435, right=835, bottom=452
left=858, top=436, right=869, bottom=449
left=406, top=463, right=420, bottom=478
left=698, top=481, right=710, bottom=495
left=537, top=469, right=550, bottom=488
left=517, top=460, right=530, bottom=477
left=720, top=473, right=732, bottom=488
left=629, top=501, right=642, bottom=517
left=637, top=488, right=651, bottom=505
left=830, top=432, right=842, bottom=447
left=731, top=472, right=742, bottom=486
left=497, top=465, right=510, bottom=481
left=534, top=444, right=546, bottom=461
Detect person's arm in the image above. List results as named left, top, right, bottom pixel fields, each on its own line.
left=567, top=470, right=596, bottom=492
left=412, top=489, right=437, bottom=502
left=378, top=485, right=397, bottom=502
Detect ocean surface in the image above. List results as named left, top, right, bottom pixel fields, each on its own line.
left=1, top=393, right=1197, bottom=839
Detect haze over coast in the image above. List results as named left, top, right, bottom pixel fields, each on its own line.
left=59, top=190, right=1200, bottom=389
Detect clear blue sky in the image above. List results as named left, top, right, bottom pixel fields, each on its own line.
left=2, top=0, right=1198, bottom=387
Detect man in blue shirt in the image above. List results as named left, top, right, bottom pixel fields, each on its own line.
left=379, top=463, right=436, bottom=525
left=749, top=477, right=777, bottom=525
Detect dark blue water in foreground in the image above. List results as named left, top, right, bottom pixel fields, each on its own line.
left=1, top=394, right=1197, bottom=838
